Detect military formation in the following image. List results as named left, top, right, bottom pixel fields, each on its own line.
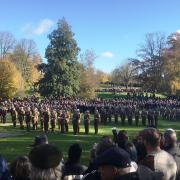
left=0, top=95, right=180, bottom=135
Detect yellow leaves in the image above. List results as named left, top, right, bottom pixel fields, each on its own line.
left=170, top=78, right=180, bottom=95
left=0, top=60, right=23, bottom=98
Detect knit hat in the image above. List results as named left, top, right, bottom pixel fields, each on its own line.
left=29, top=144, right=62, bottom=169
left=95, top=147, right=131, bottom=168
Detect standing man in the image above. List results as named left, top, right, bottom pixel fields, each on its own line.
left=120, top=107, right=126, bottom=125
left=141, top=109, right=147, bottom=126
left=25, top=107, right=32, bottom=131
left=65, top=110, right=70, bottom=133
left=84, top=110, right=90, bottom=134
left=50, top=109, right=57, bottom=132
left=11, top=107, right=18, bottom=127
left=72, top=109, right=81, bottom=135
left=60, top=110, right=66, bottom=133
left=94, top=109, right=100, bottom=134
left=44, top=107, right=51, bottom=133
left=154, top=109, right=160, bottom=128
left=32, top=107, right=39, bottom=130
left=2, top=106, right=7, bottom=123
left=18, top=107, right=25, bottom=129
left=135, top=108, right=140, bottom=126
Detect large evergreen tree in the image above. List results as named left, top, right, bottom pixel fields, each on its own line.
left=39, top=18, right=80, bottom=96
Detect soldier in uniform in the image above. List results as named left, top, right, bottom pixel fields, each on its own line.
left=65, top=110, right=70, bottom=133
left=43, top=107, right=51, bottom=133
left=11, top=107, right=18, bottom=127
left=57, top=110, right=62, bottom=130
left=141, top=109, right=147, bottom=126
left=120, top=107, right=126, bottom=125
left=135, top=108, right=140, bottom=126
left=39, top=107, right=44, bottom=130
left=72, top=109, right=81, bottom=135
left=147, top=109, right=155, bottom=127
left=60, top=110, right=66, bottom=133
left=154, top=109, right=160, bottom=128
left=2, top=106, right=7, bottom=123
left=32, top=107, right=39, bottom=130
left=84, top=110, right=90, bottom=134
left=50, top=109, right=57, bottom=132
left=107, top=106, right=112, bottom=123
left=0, top=106, right=2, bottom=123
left=18, top=107, right=25, bottom=129
left=94, top=109, right=100, bottom=134
left=25, top=107, right=32, bottom=131
left=127, top=107, right=133, bottom=126
left=114, top=106, right=119, bottom=124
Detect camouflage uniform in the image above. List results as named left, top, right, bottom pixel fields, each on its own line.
left=94, top=109, right=100, bottom=134
left=84, top=110, right=90, bottom=134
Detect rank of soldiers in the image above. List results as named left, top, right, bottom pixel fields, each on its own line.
left=0, top=96, right=180, bottom=134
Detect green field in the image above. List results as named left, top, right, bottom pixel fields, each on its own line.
left=0, top=116, right=179, bottom=165
left=96, top=92, right=166, bottom=99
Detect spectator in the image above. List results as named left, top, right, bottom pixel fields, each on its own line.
left=117, top=130, right=137, bottom=162
left=0, top=155, right=11, bottom=180
left=29, top=144, right=63, bottom=180
left=62, top=143, right=87, bottom=180
left=140, top=128, right=177, bottom=180
left=163, top=128, right=180, bottom=180
left=83, top=136, right=115, bottom=179
left=92, top=146, right=160, bottom=180
left=10, top=155, right=31, bottom=180
left=30, top=134, right=48, bottom=147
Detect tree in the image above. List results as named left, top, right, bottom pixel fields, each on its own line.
left=0, top=60, right=23, bottom=98
left=111, top=62, right=136, bottom=88
left=162, top=32, right=180, bottom=94
left=39, top=18, right=80, bottom=97
left=79, top=50, right=97, bottom=98
left=10, top=39, right=41, bottom=89
left=130, top=33, right=167, bottom=91
left=0, top=31, right=16, bottom=60
left=96, top=70, right=110, bottom=84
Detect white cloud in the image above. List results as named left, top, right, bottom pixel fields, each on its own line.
left=22, top=19, right=54, bottom=35
left=101, top=51, right=114, bottom=58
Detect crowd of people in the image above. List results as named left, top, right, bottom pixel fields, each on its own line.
left=0, top=95, right=180, bottom=134
left=0, top=128, right=180, bottom=180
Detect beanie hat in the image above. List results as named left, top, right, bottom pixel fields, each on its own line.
left=29, top=144, right=62, bottom=169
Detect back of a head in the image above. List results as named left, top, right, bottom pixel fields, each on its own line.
left=117, top=130, right=128, bottom=149
left=142, top=128, right=161, bottom=148
left=68, top=143, right=82, bottom=163
left=96, top=136, right=115, bottom=156
left=164, top=128, right=177, bottom=148
left=10, top=155, right=31, bottom=180
left=29, top=144, right=63, bottom=180
left=0, top=155, right=11, bottom=180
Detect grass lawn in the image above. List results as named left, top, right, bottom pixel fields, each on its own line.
left=0, top=116, right=179, bottom=165
left=97, top=92, right=166, bottom=99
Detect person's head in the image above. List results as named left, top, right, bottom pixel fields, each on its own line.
left=95, top=147, right=136, bottom=180
left=29, top=144, right=63, bottom=180
left=141, top=128, right=161, bottom=151
left=0, top=155, right=11, bottom=180
left=163, top=128, right=177, bottom=149
left=117, top=130, right=128, bottom=149
left=31, top=134, right=48, bottom=147
left=68, top=143, right=82, bottom=164
left=96, top=136, right=115, bottom=156
left=10, top=155, right=31, bottom=180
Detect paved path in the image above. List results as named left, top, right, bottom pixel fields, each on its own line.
left=0, top=133, right=24, bottom=138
